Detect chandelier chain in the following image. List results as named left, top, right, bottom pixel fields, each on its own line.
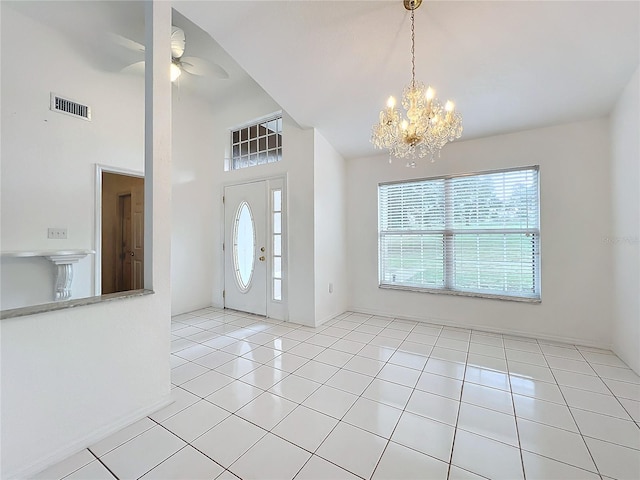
left=410, top=5, right=416, bottom=88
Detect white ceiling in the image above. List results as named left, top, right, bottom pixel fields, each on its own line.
left=4, top=1, right=253, bottom=103
left=10, top=1, right=639, bottom=160
left=175, top=0, right=639, bottom=159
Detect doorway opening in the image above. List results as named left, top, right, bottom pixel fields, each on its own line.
left=100, top=171, right=144, bottom=294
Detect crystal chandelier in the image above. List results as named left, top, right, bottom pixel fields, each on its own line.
left=371, top=0, right=463, bottom=166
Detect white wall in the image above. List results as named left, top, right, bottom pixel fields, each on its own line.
left=283, top=122, right=317, bottom=326
left=0, top=2, right=172, bottom=478
left=348, top=118, right=614, bottom=347
left=0, top=4, right=145, bottom=309
left=170, top=76, right=350, bottom=327
left=0, top=257, right=92, bottom=310
left=610, top=66, right=640, bottom=374
left=174, top=80, right=277, bottom=316
left=168, top=73, right=320, bottom=325
left=210, top=104, right=317, bottom=325
left=313, top=130, right=348, bottom=325
left=170, top=91, right=216, bottom=315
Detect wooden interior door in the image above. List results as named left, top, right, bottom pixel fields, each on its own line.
left=101, top=172, right=144, bottom=294
left=117, top=193, right=133, bottom=291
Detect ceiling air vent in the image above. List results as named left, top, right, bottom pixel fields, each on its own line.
left=50, top=93, right=91, bottom=121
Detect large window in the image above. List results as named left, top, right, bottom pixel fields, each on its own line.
left=379, top=167, right=540, bottom=301
left=230, top=115, right=282, bottom=170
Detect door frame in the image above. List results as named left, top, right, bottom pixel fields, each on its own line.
left=94, top=164, right=144, bottom=296
left=223, top=175, right=288, bottom=321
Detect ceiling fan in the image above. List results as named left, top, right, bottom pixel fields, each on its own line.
left=114, top=26, right=229, bottom=82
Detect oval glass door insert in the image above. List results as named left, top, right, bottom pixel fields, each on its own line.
left=233, top=201, right=255, bottom=291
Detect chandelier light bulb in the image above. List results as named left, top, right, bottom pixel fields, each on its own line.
left=370, top=1, right=463, bottom=164
left=426, top=86, right=435, bottom=101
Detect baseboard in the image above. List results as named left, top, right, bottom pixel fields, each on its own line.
left=7, top=394, right=173, bottom=480
left=172, top=301, right=216, bottom=317
left=314, top=310, right=345, bottom=328
left=347, top=306, right=612, bottom=350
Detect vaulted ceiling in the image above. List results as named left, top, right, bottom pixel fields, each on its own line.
left=175, top=0, right=640, bottom=159
left=10, top=1, right=639, bottom=160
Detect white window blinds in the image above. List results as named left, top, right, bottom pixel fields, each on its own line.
left=379, top=167, right=540, bottom=300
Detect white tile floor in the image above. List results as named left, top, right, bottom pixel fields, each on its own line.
left=33, top=309, right=640, bottom=480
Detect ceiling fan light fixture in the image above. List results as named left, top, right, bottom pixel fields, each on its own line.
left=371, top=0, right=463, bottom=165
left=170, top=61, right=182, bottom=82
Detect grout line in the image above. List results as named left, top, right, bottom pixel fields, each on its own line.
left=544, top=345, right=604, bottom=478
left=445, top=325, right=469, bottom=480
left=231, top=312, right=380, bottom=479
left=305, top=313, right=424, bottom=477
left=506, top=342, right=527, bottom=480
left=88, top=449, right=121, bottom=480
left=149, top=415, right=253, bottom=478
left=347, top=314, right=430, bottom=479
left=576, top=347, right=640, bottom=424
left=368, top=320, right=454, bottom=477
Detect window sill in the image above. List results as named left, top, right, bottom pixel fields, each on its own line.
left=379, top=284, right=541, bottom=303
left=0, top=289, right=155, bottom=320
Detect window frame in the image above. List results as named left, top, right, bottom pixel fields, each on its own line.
left=378, top=166, right=541, bottom=303
left=229, top=114, right=282, bottom=171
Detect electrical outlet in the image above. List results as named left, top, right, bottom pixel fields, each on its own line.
left=47, top=228, right=67, bottom=239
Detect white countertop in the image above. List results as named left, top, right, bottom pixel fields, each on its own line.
left=1, top=249, right=95, bottom=258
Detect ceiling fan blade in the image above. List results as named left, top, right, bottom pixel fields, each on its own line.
left=109, top=32, right=145, bottom=53
left=180, top=57, right=229, bottom=79
left=121, top=61, right=145, bottom=76
left=171, top=26, right=186, bottom=59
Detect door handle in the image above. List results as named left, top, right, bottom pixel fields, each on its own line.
left=259, top=256, right=266, bottom=262
left=129, top=251, right=135, bottom=256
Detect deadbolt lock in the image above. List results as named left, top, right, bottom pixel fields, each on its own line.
left=260, top=247, right=265, bottom=252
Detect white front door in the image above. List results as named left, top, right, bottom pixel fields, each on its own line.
left=224, top=181, right=267, bottom=315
